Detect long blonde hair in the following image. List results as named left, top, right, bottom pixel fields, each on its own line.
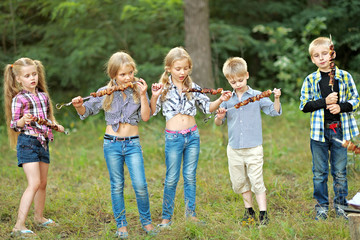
left=159, top=47, right=193, bottom=101
left=3, top=58, right=55, bottom=148
left=102, top=51, right=140, bottom=111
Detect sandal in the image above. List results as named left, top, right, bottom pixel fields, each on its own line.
left=11, top=229, right=36, bottom=238
left=38, top=219, right=58, bottom=228
left=115, top=230, right=128, bottom=239
left=157, top=220, right=172, bottom=229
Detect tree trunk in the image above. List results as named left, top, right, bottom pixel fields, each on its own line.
left=184, top=0, right=213, bottom=88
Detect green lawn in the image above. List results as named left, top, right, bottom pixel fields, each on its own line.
left=1, top=101, right=359, bottom=239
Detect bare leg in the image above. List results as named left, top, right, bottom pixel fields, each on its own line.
left=34, top=162, right=49, bottom=223
left=255, top=192, right=267, bottom=211
left=242, top=191, right=253, bottom=208
left=13, top=162, right=41, bottom=231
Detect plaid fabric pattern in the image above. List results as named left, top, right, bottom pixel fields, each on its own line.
left=153, top=76, right=211, bottom=121
left=299, top=67, right=359, bottom=142
left=10, top=89, right=54, bottom=143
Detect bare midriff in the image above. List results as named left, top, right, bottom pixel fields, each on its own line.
left=105, top=123, right=139, bottom=137
left=166, top=114, right=196, bottom=131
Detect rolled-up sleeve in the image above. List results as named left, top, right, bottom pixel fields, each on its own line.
left=78, top=95, right=103, bottom=120
left=10, top=96, right=24, bottom=132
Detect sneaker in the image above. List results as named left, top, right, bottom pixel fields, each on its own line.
left=335, top=206, right=348, bottom=220
left=315, top=209, right=328, bottom=220
left=241, top=209, right=256, bottom=226
left=259, top=211, right=269, bottom=225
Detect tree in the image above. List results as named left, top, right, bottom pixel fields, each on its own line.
left=184, top=0, right=213, bottom=88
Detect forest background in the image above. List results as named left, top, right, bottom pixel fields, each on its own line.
left=1, top=0, right=360, bottom=239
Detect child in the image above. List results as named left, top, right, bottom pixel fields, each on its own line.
left=214, top=57, right=281, bottom=226
left=71, top=52, right=156, bottom=238
left=4, top=58, right=65, bottom=237
left=150, top=47, right=232, bottom=228
left=299, top=37, right=359, bottom=220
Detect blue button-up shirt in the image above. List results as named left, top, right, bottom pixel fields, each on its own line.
left=79, top=86, right=147, bottom=132
left=219, top=87, right=282, bottom=149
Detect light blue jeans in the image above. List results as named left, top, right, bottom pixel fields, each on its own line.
left=103, top=136, right=152, bottom=228
left=162, top=128, right=200, bottom=220
left=310, top=127, right=348, bottom=210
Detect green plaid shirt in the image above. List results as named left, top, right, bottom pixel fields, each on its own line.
left=299, top=67, right=359, bottom=142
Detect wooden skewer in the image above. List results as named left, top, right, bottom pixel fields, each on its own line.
left=56, top=82, right=137, bottom=109
left=30, top=115, right=68, bottom=135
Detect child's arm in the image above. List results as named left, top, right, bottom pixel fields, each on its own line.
left=72, top=96, right=86, bottom=115
left=15, top=113, right=33, bottom=128
left=137, top=79, right=151, bottom=122
left=273, top=88, right=281, bottom=113
left=214, top=107, right=226, bottom=126
left=209, top=91, right=232, bottom=112
left=150, top=83, right=163, bottom=114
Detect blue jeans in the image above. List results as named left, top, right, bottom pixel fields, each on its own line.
left=103, top=136, right=152, bottom=228
left=162, top=129, right=200, bottom=220
left=310, top=127, right=348, bottom=209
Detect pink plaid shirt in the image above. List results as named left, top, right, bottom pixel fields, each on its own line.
left=11, top=89, right=54, bottom=147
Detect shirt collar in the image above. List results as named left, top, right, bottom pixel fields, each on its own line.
left=20, top=88, right=39, bottom=95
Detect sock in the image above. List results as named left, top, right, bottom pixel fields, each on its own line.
left=259, top=210, right=267, bottom=220
left=246, top=207, right=255, bottom=216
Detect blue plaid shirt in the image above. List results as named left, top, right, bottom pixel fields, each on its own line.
left=299, top=67, right=359, bottom=142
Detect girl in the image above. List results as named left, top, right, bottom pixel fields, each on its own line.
left=71, top=51, right=155, bottom=238
left=151, top=47, right=232, bottom=227
left=4, top=58, right=65, bottom=237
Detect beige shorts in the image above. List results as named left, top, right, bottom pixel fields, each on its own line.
left=227, top=145, right=266, bottom=194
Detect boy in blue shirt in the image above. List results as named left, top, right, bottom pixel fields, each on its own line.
left=215, top=57, right=281, bottom=225
left=299, top=37, right=359, bottom=220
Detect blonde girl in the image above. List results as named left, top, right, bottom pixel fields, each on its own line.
left=72, top=51, right=156, bottom=238
left=151, top=47, right=232, bottom=227
left=4, top=58, right=65, bottom=237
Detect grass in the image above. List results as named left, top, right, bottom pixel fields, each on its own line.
left=1, top=100, right=360, bottom=239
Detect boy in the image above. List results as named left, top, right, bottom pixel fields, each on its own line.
left=299, top=37, right=359, bottom=220
left=215, top=57, right=282, bottom=225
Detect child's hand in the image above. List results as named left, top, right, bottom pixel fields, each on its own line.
left=137, top=78, right=148, bottom=96
left=220, top=90, right=232, bottom=102
left=327, top=104, right=341, bottom=114
left=273, top=88, right=281, bottom=99
left=151, top=83, right=163, bottom=97
left=216, top=107, right=227, bottom=120
left=326, top=92, right=338, bottom=105
left=72, top=96, right=84, bottom=108
left=22, top=113, right=33, bottom=125
left=56, top=124, right=65, bottom=133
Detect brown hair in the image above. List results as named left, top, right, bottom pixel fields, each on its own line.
left=3, top=58, right=55, bottom=148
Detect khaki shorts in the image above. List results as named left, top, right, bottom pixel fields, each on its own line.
left=227, top=145, right=266, bottom=194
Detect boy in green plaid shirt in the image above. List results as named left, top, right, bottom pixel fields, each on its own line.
left=299, top=36, right=359, bottom=220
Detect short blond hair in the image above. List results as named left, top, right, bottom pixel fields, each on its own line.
left=222, top=57, right=248, bottom=79
left=309, top=37, right=331, bottom=56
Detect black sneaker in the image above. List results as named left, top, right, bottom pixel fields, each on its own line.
left=259, top=211, right=269, bottom=226
left=241, top=208, right=256, bottom=226
left=315, top=209, right=328, bottom=220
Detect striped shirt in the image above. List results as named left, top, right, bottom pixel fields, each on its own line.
left=299, top=67, right=359, bottom=142
left=10, top=89, right=54, bottom=146
left=79, top=87, right=147, bottom=131
left=153, top=77, right=211, bottom=121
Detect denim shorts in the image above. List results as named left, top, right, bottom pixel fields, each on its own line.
left=16, top=134, right=50, bottom=167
